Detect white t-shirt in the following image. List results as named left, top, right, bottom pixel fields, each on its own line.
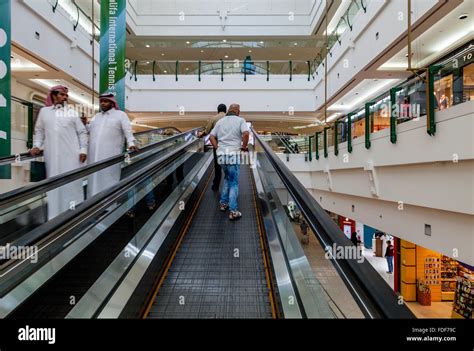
left=210, top=114, right=249, bottom=155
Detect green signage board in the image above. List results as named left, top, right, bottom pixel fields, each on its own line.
left=0, top=0, right=11, bottom=179
left=100, top=0, right=126, bottom=110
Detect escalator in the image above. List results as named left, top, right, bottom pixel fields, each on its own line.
left=0, top=128, right=415, bottom=319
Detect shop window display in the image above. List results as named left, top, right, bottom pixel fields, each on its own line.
left=463, top=62, right=474, bottom=102
left=452, top=266, right=473, bottom=319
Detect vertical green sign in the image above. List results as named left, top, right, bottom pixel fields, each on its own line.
left=0, top=0, right=11, bottom=179
left=100, top=0, right=126, bottom=110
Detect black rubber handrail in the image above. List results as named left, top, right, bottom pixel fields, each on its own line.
left=252, top=128, right=415, bottom=319
left=0, top=128, right=202, bottom=211
left=0, top=126, right=184, bottom=166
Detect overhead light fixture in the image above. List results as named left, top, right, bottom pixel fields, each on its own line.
left=459, top=13, right=468, bottom=20
left=259, top=41, right=264, bottom=44
left=200, top=50, right=204, bottom=53
left=294, top=42, right=298, bottom=46
left=145, top=44, right=150, bottom=48
left=224, top=55, right=228, bottom=58
left=289, top=53, right=292, bottom=56
left=163, top=70, right=167, bottom=73
left=161, top=53, right=165, bottom=56
left=222, top=39, right=227, bottom=43
left=185, top=67, right=189, bottom=71
left=186, top=41, right=190, bottom=44
left=248, top=50, right=252, bottom=53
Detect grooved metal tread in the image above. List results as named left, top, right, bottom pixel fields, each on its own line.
left=149, top=165, right=273, bottom=319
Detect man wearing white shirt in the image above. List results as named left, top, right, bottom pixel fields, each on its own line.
left=30, top=85, right=88, bottom=220
left=87, top=93, right=138, bottom=197
left=209, top=103, right=249, bottom=221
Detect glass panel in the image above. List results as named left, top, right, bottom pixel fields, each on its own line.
left=254, top=138, right=363, bottom=317
left=434, top=73, right=453, bottom=111
left=351, top=110, right=365, bottom=139
left=346, top=0, right=361, bottom=28
left=0, top=132, right=199, bottom=240
left=371, top=95, right=391, bottom=133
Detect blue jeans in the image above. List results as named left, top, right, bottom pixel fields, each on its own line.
left=220, top=163, right=240, bottom=212
left=386, top=256, right=393, bottom=273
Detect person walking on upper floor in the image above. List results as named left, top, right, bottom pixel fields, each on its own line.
left=87, top=93, right=138, bottom=197
left=209, top=103, right=249, bottom=221
left=30, top=85, right=88, bottom=220
left=200, top=103, right=227, bottom=190
left=385, top=240, right=394, bottom=274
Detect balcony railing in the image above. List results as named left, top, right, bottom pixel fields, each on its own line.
left=126, top=60, right=316, bottom=82
left=47, top=0, right=100, bottom=42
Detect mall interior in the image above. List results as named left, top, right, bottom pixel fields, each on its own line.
left=0, top=0, right=472, bottom=320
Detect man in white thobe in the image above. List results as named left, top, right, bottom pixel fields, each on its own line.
left=30, top=85, right=88, bottom=220
left=87, top=93, right=137, bottom=197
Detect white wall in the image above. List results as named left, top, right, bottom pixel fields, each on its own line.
left=12, top=0, right=99, bottom=92
left=125, top=74, right=317, bottom=112
left=312, top=0, right=446, bottom=109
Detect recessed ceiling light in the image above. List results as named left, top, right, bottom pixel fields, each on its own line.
left=185, top=67, right=189, bottom=71
left=163, top=70, right=167, bottom=73
left=186, top=41, right=190, bottom=44
left=145, top=44, right=150, bottom=48
left=146, top=61, right=150, bottom=64
left=222, top=39, right=227, bottom=43
left=294, top=42, right=298, bottom=46
left=201, top=50, right=204, bottom=53
left=161, top=53, right=165, bottom=56
left=289, top=53, right=292, bottom=56
left=459, top=13, right=468, bottom=20
left=260, top=41, right=264, bottom=44
left=224, top=55, right=229, bottom=58
left=248, top=50, right=252, bottom=53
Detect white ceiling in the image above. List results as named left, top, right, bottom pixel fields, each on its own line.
left=128, top=0, right=317, bottom=15
left=328, top=79, right=401, bottom=113
left=379, top=0, right=473, bottom=71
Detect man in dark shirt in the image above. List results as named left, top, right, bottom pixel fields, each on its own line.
left=385, top=240, right=394, bottom=274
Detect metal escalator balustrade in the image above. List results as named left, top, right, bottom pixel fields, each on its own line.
left=0, top=128, right=201, bottom=248
left=0, top=128, right=204, bottom=318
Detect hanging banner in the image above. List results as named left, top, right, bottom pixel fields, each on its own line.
left=100, top=0, right=126, bottom=110
left=0, top=0, right=11, bottom=179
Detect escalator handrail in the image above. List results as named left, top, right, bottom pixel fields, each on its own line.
left=251, top=128, right=415, bottom=319
left=133, top=126, right=182, bottom=136
left=0, top=127, right=202, bottom=211
left=0, top=126, right=185, bottom=166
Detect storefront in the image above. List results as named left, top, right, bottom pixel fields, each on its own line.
left=399, top=239, right=473, bottom=319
